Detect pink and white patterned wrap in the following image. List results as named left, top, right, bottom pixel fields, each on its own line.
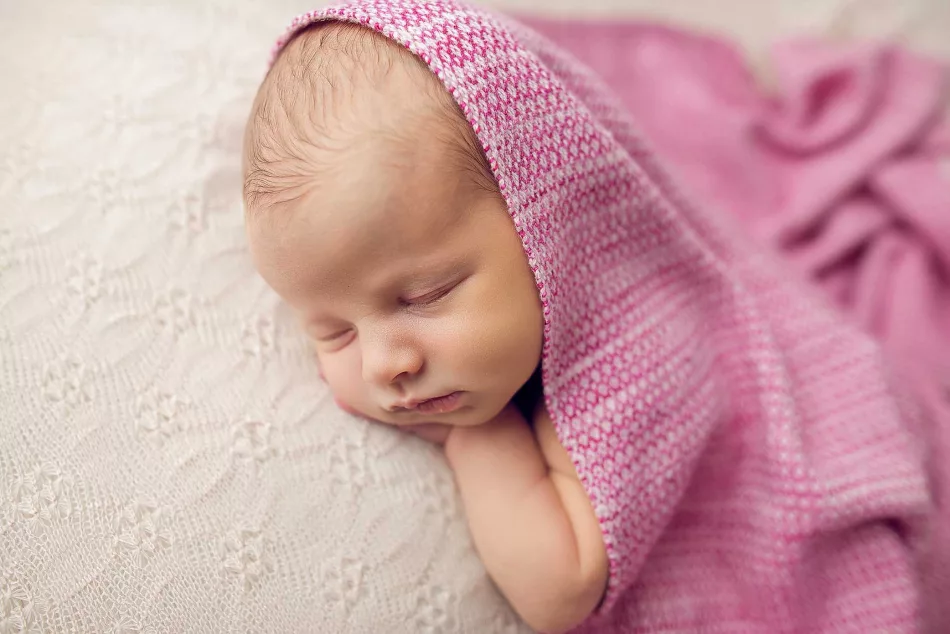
left=270, top=2, right=937, bottom=632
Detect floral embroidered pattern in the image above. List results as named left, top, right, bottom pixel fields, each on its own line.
left=241, top=314, right=277, bottom=360
left=322, top=557, right=365, bottom=614
left=42, top=354, right=93, bottom=406
left=328, top=437, right=369, bottom=490
left=153, top=288, right=194, bottom=336
left=113, top=500, right=173, bottom=567
left=168, top=192, right=206, bottom=234
left=135, top=388, right=188, bottom=440
left=88, top=168, right=135, bottom=216
left=412, top=585, right=458, bottom=634
left=420, top=471, right=459, bottom=524
left=0, top=566, right=43, bottom=634
left=66, top=254, right=104, bottom=309
left=230, top=420, right=278, bottom=465
left=9, top=463, right=73, bottom=533
left=221, top=527, right=272, bottom=591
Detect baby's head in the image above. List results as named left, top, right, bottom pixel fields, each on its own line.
left=243, top=23, right=543, bottom=428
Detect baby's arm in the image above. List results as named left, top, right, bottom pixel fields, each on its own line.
left=444, top=404, right=608, bottom=634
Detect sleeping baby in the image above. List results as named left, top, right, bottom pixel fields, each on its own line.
left=243, top=19, right=607, bottom=634
left=243, top=2, right=942, bottom=633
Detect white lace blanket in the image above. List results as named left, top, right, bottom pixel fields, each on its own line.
left=1, top=1, right=946, bottom=632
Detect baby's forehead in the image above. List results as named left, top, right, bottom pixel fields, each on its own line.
left=244, top=20, right=498, bottom=233
left=264, top=22, right=446, bottom=122
left=244, top=23, right=463, bottom=202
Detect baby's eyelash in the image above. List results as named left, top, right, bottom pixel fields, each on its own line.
left=318, top=328, right=352, bottom=342
left=401, top=283, right=458, bottom=306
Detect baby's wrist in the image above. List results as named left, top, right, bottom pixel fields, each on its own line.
left=444, top=403, right=527, bottom=464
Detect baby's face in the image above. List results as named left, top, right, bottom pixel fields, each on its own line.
left=246, top=81, right=543, bottom=428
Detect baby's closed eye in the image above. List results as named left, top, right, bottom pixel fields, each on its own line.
left=310, top=327, right=355, bottom=351
left=399, top=279, right=462, bottom=308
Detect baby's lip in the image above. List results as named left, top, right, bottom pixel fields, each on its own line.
left=391, top=391, right=459, bottom=411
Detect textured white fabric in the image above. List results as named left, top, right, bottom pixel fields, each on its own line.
left=0, top=1, right=947, bottom=633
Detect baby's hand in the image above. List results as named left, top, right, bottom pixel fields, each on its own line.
left=445, top=404, right=608, bottom=634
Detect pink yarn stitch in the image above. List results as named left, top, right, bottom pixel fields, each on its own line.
left=269, top=3, right=943, bottom=632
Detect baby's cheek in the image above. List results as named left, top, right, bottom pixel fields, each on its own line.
left=320, top=355, right=366, bottom=417
left=334, top=395, right=360, bottom=415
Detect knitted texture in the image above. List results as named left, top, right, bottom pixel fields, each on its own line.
left=274, top=3, right=937, bottom=632
left=2, top=0, right=947, bottom=632
left=519, top=20, right=950, bottom=633
left=0, top=1, right=534, bottom=632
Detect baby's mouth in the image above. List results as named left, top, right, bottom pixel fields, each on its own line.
left=414, top=391, right=463, bottom=414
left=392, top=391, right=464, bottom=414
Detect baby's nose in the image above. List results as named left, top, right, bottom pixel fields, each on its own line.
left=360, top=337, right=423, bottom=386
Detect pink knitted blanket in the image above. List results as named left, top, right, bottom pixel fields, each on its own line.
left=273, top=3, right=949, bottom=632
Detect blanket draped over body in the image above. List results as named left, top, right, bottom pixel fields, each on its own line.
left=272, top=3, right=949, bottom=632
